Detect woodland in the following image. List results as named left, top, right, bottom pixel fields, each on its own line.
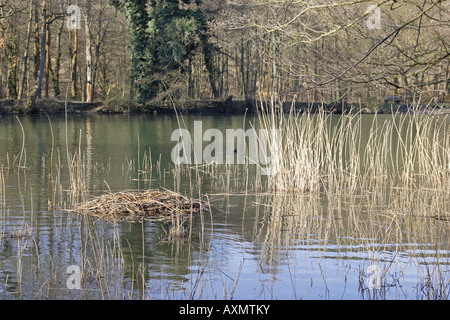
left=0, top=0, right=448, bottom=111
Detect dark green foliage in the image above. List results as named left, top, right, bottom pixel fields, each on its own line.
left=111, top=0, right=218, bottom=104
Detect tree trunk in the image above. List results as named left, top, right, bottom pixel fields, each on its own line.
left=34, top=1, right=40, bottom=95
left=201, top=39, right=219, bottom=99
left=240, top=40, right=248, bottom=99
left=51, top=21, right=63, bottom=97
left=70, top=28, right=78, bottom=100
left=44, top=0, right=51, bottom=98
left=18, top=0, right=34, bottom=100
left=6, top=60, right=18, bottom=100
left=85, top=12, right=93, bottom=102
left=187, top=57, right=193, bottom=98
left=443, top=63, right=449, bottom=102
left=27, top=1, right=47, bottom=110
left=272, top=31, right=280, bottom=104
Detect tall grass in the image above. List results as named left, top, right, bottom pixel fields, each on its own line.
left=252, top=103, right=449, bottom=299
left=256, top=103, right=450, bottom=195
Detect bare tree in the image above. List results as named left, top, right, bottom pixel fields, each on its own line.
left=27, top=0, right=65, bottom=109
left=18, top=0, right=34, bottom=100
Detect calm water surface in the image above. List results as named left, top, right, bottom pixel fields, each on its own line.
left=0, top=113, right=448, bottom=300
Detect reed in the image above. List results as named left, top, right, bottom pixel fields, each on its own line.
left=248, top=100, right=449, bottom=299
left=0, top=165, right=6, bottom=247
left=255, top=102, right=450, bottom=195
left=248, top=185, right=449, bottom=299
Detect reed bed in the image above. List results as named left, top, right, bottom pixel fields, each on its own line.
left=256, top=104, right=450, bottom=195
left=70, top=189, right=205, bottom=222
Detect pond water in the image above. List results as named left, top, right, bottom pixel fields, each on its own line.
left=0, top=113, right=448, bottom=300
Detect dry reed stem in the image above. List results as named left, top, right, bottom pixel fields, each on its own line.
left=256, top=104, right=449, bottom=195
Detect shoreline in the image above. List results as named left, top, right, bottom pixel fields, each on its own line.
left=1, top=97, right=448, bottom=115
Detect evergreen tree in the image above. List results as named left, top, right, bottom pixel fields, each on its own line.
left=111, top=0, right=153, bottom=102
left=111, top=0, right=219, bottom=104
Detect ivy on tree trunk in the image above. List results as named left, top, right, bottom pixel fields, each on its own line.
left=111, top=0, right=219, bottom=104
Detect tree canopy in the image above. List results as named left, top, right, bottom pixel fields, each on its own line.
left=111, top=0, right=218, bottom=103
left=0, top=0, right=448, bottom=108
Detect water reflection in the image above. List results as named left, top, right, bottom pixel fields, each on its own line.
left=0, top=113, right=448, bottom=299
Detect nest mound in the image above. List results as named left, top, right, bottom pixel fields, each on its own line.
left=71, top=190, right=205, bottom=222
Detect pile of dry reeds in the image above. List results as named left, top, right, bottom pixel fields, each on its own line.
left=70, top=189, right=205, bottom=222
